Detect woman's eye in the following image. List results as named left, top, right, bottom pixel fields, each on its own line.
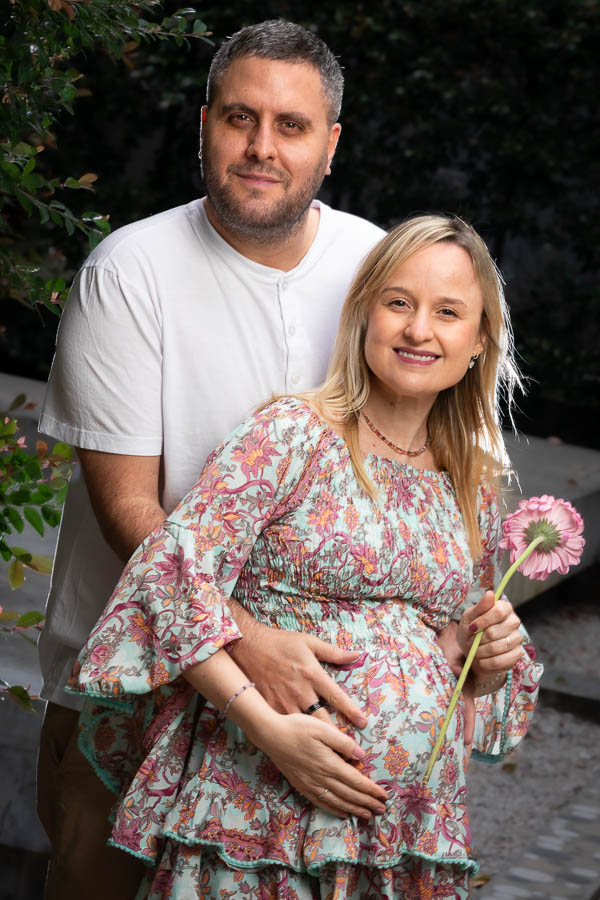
left=390, top=298, right=408, bottom=308
left=440, top=307, right=458, bottom=317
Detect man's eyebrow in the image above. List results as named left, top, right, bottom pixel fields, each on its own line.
left=220, top=103, right=313, bottom=129
left=381, top=286, right=468, bottom=307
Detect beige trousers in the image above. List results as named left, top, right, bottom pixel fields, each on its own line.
left=37, top=701, right=146, bottom=900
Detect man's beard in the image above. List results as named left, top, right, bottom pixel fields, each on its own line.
left=201, top=151, right=329, bottom=245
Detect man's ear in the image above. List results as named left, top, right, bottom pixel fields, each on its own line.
left=325, top=123, right=342, bottom=176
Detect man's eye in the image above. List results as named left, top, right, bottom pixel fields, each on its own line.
left=282, top=121, right=300, bottom=131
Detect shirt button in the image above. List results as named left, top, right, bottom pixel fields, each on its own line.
left=291, top=375, right=300, bottom=385
left=281, top=280, right=288, bottom=291
left=289, top=324, right=296, bottom=336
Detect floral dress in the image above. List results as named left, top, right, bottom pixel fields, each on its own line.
left=68, top=398, right=542, bottom=900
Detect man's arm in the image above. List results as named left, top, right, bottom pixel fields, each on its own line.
left=76, top=449, right=165, bottom=562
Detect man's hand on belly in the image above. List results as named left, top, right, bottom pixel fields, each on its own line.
left=227, top=598, right=368, bottom=729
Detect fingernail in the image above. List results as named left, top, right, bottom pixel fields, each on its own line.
left=374, top=805, right=386, bottom=815
left=357, top=715, right=368, bottom=728
left=469, top=623, right=478, bottom=634
left=352, top=746, right=366, bottom=760
left=360, top=811, right=372, bottom=820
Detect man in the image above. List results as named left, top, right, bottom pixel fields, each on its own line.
left=37, top=19, right=386, bottom=899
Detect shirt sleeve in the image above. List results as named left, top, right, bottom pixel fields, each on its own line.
left=458, top=485, right=544, bottom=762
left=66, top=401, right=324, bottom=706
left=38, top=265, right=164, bottom=454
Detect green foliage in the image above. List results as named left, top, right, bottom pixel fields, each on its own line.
left=0, top=395, right=74, bottom=583
left=1, top=1, right=211, bottom=710
left=1, top=0, right=211, bottom=313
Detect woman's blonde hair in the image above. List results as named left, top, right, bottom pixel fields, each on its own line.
left=308, top=214, right=522, bottom=559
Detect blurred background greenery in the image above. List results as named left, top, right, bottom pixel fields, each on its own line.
left=2, top=0, right=599, bottom=447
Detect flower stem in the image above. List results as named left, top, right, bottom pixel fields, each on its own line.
left=423, top=534, right=544, bottom=785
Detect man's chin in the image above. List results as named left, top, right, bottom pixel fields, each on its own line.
left=208, top=194, right=311, bottom=241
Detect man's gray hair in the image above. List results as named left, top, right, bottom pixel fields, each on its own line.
left=206, top=19, right=344, bottom=125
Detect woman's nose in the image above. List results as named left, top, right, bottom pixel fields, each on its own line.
left=404, top=310, right=433, bottom=342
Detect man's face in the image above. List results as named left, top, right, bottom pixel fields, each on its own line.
left=201, top=56, right=341, bottom=243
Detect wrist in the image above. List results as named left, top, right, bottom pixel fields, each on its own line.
left=474, top=671, right=507, bottom=696
left=225, top=683, right=281, bottom=748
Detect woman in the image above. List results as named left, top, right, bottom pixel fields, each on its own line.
left=68, top=215, right=542, bottom=899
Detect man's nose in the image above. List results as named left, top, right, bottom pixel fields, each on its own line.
left=246, top=123, right=277, bottom=162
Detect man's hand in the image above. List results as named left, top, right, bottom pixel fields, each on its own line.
left=227, top=600, right=368, bottom=729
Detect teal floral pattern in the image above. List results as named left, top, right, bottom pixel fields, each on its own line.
left=68, top=398, right=542, bottom=899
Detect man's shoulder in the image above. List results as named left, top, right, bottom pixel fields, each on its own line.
left=83, top=199, right=204, bottom=272
left=321, top=203, right=385, bottom=242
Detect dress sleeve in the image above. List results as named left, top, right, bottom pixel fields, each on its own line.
left=458, top=486, right=544, bottom=762
left=66, top=401, right=324, bottom=707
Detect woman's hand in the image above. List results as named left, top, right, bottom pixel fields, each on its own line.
left=457, top=590, right=523, bottom=684
left=247, top=711, right=388, bottom=820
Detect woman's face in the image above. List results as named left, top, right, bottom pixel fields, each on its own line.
left=364, top=241, right=486, bottom=407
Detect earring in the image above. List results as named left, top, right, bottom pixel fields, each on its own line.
left=469, top=353, right=480, bottom=370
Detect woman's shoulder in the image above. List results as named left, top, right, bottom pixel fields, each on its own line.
left=250, top=396, right=335, bottom=445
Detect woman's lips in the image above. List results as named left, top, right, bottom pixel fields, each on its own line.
left=393, top=347, right=440, bottom=365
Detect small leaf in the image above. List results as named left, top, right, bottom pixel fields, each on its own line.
left=24, top=554, right=53, bottom=575
left=8, top=546, right=33, bottom=563
left=5, top=507, right=24, bottom=533
left=0, top=609, right=19, bottom=623
left=30, top=486, right=54, bottom=504
left=6, top=685, right=35, bottom=713
left=7, top=488, right=32, bottom=504
left=24, top=458, right=43, bottom=480
left=78, top=172, right=98, bottom=188
left=8, top=558, right=25, bottom=590
left=8, top=394, right=27, bottom=411
left=41, top=505, right=61, bottom=527
left=24, top=507, right=45, bottom=536
left=16, top=192, right=34, bottom=216
left=54, top=485, right=68, bottom=505
left=16, top=610, right=45, bottom=628
left=52, top=442, right=73, bottom=461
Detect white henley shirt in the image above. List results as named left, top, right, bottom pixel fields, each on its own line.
left=38, top=197, right=384, bottom=708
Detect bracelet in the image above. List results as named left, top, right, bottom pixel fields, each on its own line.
left=474, top=672, right=506, bottom=693
left=223, top=682, right=255, bottom=718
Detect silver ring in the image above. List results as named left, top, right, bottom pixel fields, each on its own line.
left=318, top=788, right=329, bottom=799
